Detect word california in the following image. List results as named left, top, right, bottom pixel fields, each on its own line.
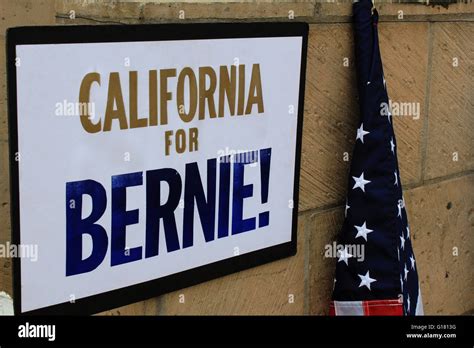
left=79, top=64, right=264, bottom=133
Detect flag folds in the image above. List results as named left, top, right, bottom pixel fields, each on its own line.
left=330, top=0, right=423, bottom=316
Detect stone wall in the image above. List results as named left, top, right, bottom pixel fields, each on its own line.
left=0, top=0, right=473, bottom=315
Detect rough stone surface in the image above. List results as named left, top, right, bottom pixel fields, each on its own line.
left=300, top=22, right=428, bottom=212
left=0, top=0, right=55, bottom=36
left=0, top=138, right=11, bottom=296
left=98, top=298, right=158, bottom=316
left=424, top=23, right=474, bottom=180
left=307, top=207, right=343, bottom=315
left=55, top=0, right=142, bottom=22
left=299, top=24, right=357, bottom=212
left=405, top=174, right=474, bottom=315
left=379, top=22, right=428, bottom=187
left=143, top=1, right=315, bottom=21
left=157, top=214, right=307, bottom=315
left=0, top=35, right=7, bottom=143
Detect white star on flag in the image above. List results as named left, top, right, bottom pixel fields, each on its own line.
left=356, top=123, right=370, bottom=143
left=358, top=271, right=376, bottom=290
left=397, top=202, right=402, bottom=218
left=404, top=264, right=409, bottom=281
left=394, top=171, right=398, bottom=186
left=406, top=226, right=410, bottom=239
left=400, top=275, right=403, bottom=292
left=352, top=173, right=371, bottom=192
left=390, top=137, right=395, bottom=154
left=345, top=201, right=350, bottom=217
left=400, top=235, right=405, bottom=250
left=406, top=294, right=411, bottom=313
left=355, top=221, right=373, bottom=241
left=410, top=255, right=416, bottom=270
left=337, top=247, right=353, bottom=266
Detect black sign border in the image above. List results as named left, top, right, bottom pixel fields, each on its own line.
left=7, top=22, right=308, bottom=315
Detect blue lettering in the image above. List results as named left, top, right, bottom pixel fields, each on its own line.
left=183, top=159, right=217, bottom=248
left=111, top=172, right=143, bottom=266
left=66, top=180, right=108, bottom=276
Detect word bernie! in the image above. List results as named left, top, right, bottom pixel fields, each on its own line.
left=66, top=148, right=272, bottom=276
left=79, top=64, right=264, bottom=133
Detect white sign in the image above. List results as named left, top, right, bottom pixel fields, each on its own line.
left=8, top=23, right=308, bottom=314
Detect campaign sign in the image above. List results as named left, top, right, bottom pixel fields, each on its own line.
left=7, top=23, right=308, bottom=314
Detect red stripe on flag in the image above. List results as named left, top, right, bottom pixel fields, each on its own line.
left=330, top=299, right=403, bottom=316
left=363, top=299, right=403, bottom=316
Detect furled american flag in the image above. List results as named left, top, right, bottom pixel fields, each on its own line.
left=330, top=0, right=423, bottom=316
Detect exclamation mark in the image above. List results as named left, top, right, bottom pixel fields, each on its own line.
left=258, top=148, right=271, bottom=228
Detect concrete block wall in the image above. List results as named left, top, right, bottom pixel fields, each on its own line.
left=0, top=0, right=472, bottom=315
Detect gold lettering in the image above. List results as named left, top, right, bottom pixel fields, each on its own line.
left=177, top=67, right=198, bottom=123
left=103, top=72, right=128, bottom=132
left=165, top=130, right=173, bottom=156
left=199, top=67, right=217, bottom=119
left=129, top=71, right=148, bottom=129
left=149, top=70, right=158, bottom=126
left=237, top=64, right=245, bottom=115
left=79, top=72, right=101, bottom=133
left=175, top=129, right=186, bottom=153
left=78, top=64, right=264, bottom=134
left=245, top=64, right=264, bottom=115
left=218, top=65, right=236, bottom=117
left=160, top=69, right=177, bottom=125
left=189, top=127, right=199, bottom=152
